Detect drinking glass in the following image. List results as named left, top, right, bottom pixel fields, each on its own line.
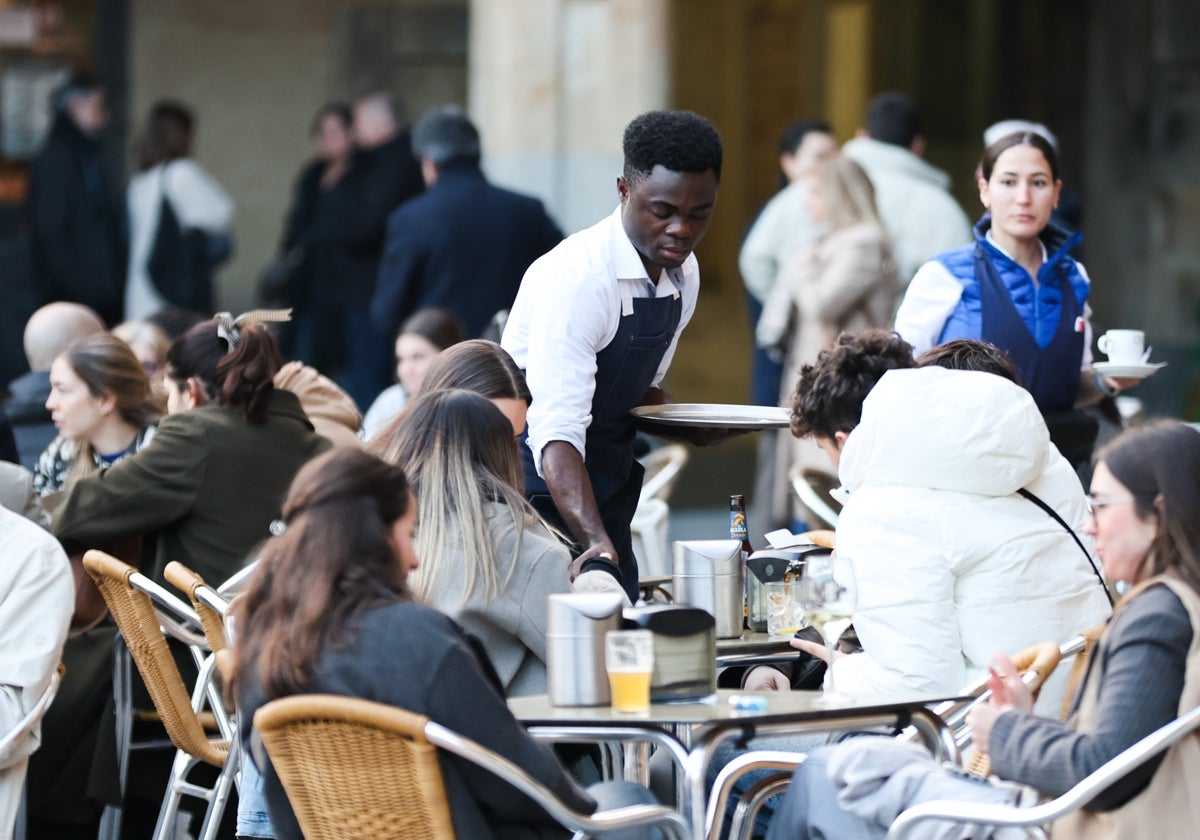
left=605, top=630, right=654, bottom=713
left=798, top=552, right=857, bottom=704
left=765, top=581, right=809, bottom=637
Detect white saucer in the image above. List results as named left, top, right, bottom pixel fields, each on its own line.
left=1094, top=361, right=1167, bottom=379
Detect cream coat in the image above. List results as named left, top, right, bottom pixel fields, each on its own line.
left=756, top=222, right=898, bottom=527
left=830, top=367, right=1112, bottom=711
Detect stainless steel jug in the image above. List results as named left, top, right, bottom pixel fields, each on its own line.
left=546, top=591, right=626, bottom=706
left=671, top=539, right=744, bottom=639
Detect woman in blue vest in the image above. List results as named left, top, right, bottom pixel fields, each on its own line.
left=895, top=130, right=1136, bottom=466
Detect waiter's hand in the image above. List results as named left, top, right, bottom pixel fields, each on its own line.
left=569, top=543, right=620, bottom=583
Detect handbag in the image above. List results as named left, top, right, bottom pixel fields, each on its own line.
left=147, top=162, right=233, bottom=312
left=257, top=245, right=307, bottom=307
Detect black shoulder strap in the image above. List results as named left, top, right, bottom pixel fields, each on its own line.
left=1018, top=488, right=1115, bottom=607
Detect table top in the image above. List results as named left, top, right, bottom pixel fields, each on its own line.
left=716, top=630, right=794, bottom=656
left=510, top=689, right=962, bottom=728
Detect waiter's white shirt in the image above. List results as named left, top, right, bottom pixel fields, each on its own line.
left=502, top=207, right=699, bottom=476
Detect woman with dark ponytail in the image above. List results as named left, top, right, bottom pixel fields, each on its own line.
left=53, top=311, right=330, bottom=585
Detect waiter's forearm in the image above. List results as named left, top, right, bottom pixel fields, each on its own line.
left=541, top=440, right=611, bottom=552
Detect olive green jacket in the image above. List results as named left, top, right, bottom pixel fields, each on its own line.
left=53, top=389, right=330, bottom=585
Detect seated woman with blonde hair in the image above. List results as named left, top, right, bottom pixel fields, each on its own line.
left=370, top=388, right=570, bottom=696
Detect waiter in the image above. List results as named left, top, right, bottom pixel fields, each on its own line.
left=502, top=110, right=723, bottom=602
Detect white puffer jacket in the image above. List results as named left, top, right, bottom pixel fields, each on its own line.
left=830, top=367, right=1112, bottom=712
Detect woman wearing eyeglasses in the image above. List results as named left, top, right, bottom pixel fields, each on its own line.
left=767, top=420, right=1200, bottom=838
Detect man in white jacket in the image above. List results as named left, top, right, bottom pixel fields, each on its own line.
left=0, top=504, right=73, bottom=838
left=751, top=331, right=1111, bottom=714
left=843, top=92, right=972, bottom=287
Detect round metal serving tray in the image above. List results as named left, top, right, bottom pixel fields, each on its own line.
left=630, top=403, right=791, bottom=430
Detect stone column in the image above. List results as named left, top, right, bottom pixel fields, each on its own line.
left=469, top=0, right=669, bottom=234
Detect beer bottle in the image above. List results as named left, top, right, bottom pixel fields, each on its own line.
left=730, top=494, right=752, bottom=625
left=729, top=494, right=752, bottom=555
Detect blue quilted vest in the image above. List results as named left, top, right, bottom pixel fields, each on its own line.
left=936, top=218, right=1087, bottom=349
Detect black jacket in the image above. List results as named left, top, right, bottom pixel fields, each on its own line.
left=3, top=370, right=54, bottom=470
left=26, top=116, right=126, bottom=324
left=371, top=162, right=563, bottom=337
left=311, top=135, right=424, bottom=309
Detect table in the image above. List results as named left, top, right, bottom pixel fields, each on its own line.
left=716, top=630, right=797, bottom=668
left=511, top=689, right=961, bottom=839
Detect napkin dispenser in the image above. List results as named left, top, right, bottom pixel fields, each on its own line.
left=672, top=539, right=744, bottom=639
left=546, top=591, right=626, bottom=707
left=622, top=604, right=716, bottom=701
left=746, top=545, right=833, bottom=631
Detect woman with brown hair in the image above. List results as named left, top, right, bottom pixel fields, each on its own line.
left=360, top=306, right=465, bottom=439
left=34, top=332, right=162, bottom=496
left=232, top=447, right=659, bottom=839
left=52, top=312, right=330, bottom=585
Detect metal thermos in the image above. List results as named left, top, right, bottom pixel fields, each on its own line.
left=672, top=539, right=744, bottom=639
left=546, top=592, right=626, bottom=706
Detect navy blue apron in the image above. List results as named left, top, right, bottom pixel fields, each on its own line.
left=522, top=288, right=683, bottom=602
left=975, top=244, right=1097, bottom=465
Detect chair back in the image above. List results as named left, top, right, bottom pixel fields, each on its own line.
left=0, top=664, right=63, bottom=762
left=965, top=640, right=1061, bottom=776
left=790, top=468, right=842, bottom=529
left=639, top=444, right=689, bottom=505
left=254, top=694, right=457, bottom=840
left=83, top=550, right=228, bottom=768
left=165, top=561, right=229, bottom=653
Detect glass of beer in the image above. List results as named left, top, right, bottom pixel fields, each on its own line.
left=605, top=630, right=654, bottom=713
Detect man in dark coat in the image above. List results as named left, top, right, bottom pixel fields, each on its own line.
left=317, top=91, right=424, bottom=408
left=25, top=73, right=126, bottom=326
left=371, top=105, right=563, bottom=339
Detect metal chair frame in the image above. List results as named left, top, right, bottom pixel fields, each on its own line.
left=886, top=703, right=1200, bottom=839
left=789, top=469, right=841, bottom=529
left=85, top=551, right=237, bottom=840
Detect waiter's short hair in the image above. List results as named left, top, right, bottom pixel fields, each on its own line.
left=790, top=329, right=914, bottom=441
left=622, top=110, right=723, bottom=186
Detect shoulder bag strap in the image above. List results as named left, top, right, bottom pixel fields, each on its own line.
left=1018, top=487, right=1115, bottom=607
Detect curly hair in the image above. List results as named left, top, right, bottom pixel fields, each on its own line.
left=790, top=329, right=914, bottom=440
left=622, top=110, right=723, bottom=186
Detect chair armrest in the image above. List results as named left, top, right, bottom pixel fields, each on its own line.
left=424, top=720, right=689, bottom=840
left=705, top=749, right=806, bottom=840
left=887, top=704, right=1200, bottom=840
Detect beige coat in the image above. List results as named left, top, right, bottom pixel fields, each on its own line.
left=756, top=223, right=898, bottom=527
left=1054, top=575, right=1200, bottom=839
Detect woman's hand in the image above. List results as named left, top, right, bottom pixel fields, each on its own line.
left=743, top=666, right=792, bottom=692
left=790, top=635, right=847, bottom=666
left=966, top=652, right=1034, bottom=754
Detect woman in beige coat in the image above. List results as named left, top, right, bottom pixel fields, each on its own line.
left=756, top=154, right=898, bottom=529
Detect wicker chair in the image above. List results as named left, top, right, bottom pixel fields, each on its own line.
left=255, top=694, right=689, bottom=840
left=84, top=550, right=237, bottom=840
left=164, top=561, right=231, bottom=654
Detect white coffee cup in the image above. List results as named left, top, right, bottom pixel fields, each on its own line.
left=1098, top=330, right=1145, bottom=364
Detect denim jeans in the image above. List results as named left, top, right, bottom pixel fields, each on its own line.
left=235, top=756, right=275, bottom=839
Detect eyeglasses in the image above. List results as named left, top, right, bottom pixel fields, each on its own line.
left=1085, top=494, right=1135, bottom=519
